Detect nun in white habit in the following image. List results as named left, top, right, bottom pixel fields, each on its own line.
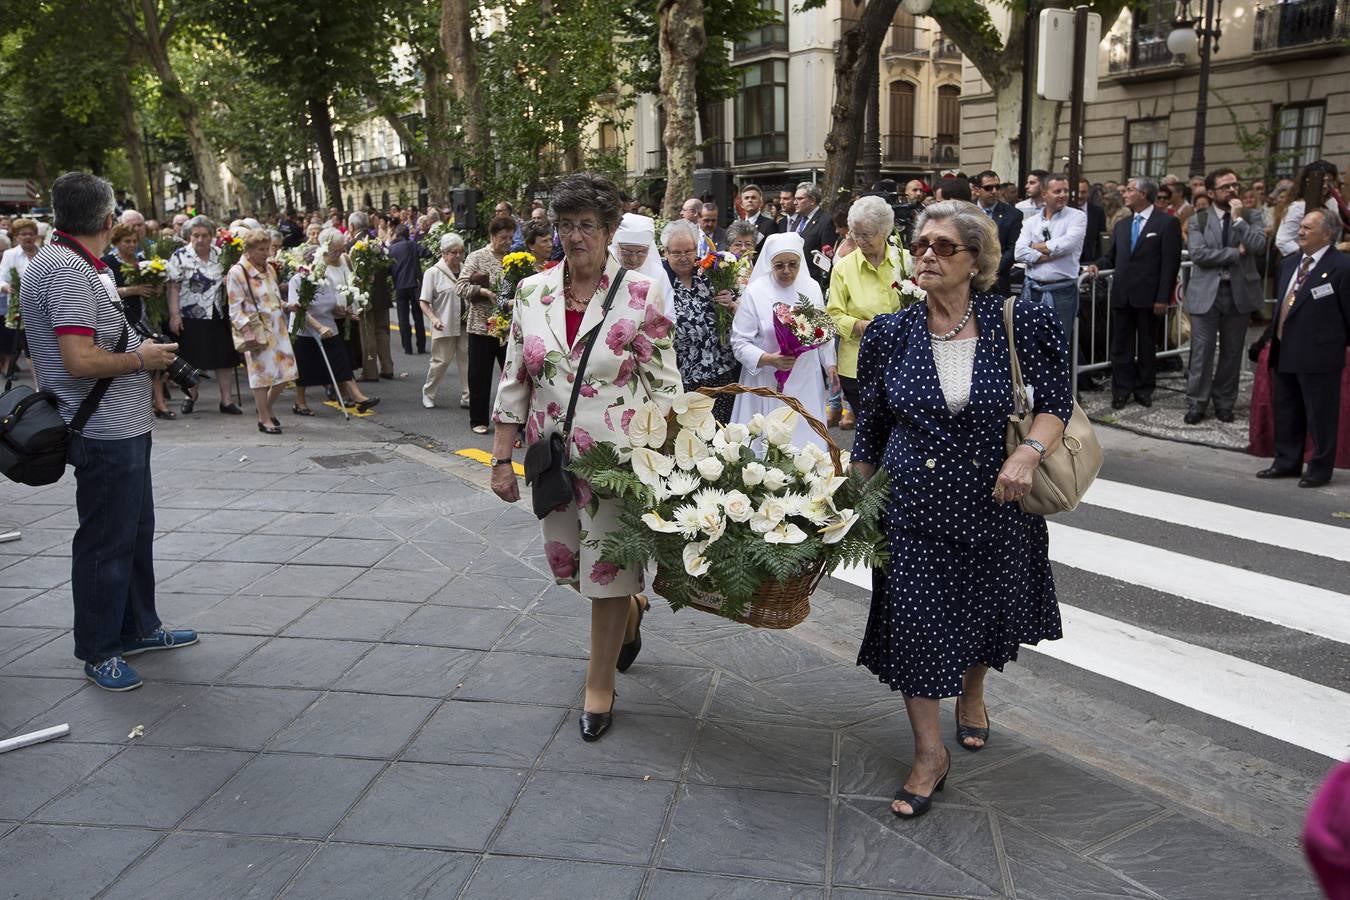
left=608, top=213, right=676, bottom=319
left=729, top=232, right=839, bottom=451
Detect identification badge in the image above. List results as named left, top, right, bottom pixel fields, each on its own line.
left=1311, top=283, right=1335, bottom=299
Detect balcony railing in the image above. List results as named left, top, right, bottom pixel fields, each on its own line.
left=933, top=37, right=962, bottom=61
left=1107, top=30, right=1179, bottom=73
left=883, top=134, right=932, bottom=166
left=734, top=23, right=788, bottom=57
left=699, top=141, right=730, bottom=168
left=833, top=16, right=864, bottom=50
left=885, top=25, right=926, bottom=55
left=339, top=153, right=415, bottom=178
left=1254, top=0, right=1350, bottom=51
left=734, top=134, right=788, bottom=166
left=646, top=148, right=667, bottom=173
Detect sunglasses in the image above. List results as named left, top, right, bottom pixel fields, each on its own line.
left=911, top=239, right=975, bottom=258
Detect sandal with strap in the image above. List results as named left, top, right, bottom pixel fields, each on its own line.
left=892, top=751, right=950, bottom=820
left=955, top=696, right=990, bottom=752
left=292, top=404, right=315, bottom=416
left=616, top=594, right=649, bottom=673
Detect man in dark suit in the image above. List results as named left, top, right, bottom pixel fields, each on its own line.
left=738, top=184, right=777, bottom=246
left=697, top=203, right=725, bottom=257
left=1089, top=177, right=1183, bottom=409
left=784, top=181, right=831, bottom=285
left=973, top=169, right=1022, bottom=296
left=1257, top=208, right=1350, bottom=487
left=1077, top=178, right=1107, bottom=265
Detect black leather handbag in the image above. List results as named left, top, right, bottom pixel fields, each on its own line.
left=522, top=268, right=626, bottom=519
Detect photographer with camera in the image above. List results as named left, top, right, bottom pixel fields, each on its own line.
left=20, top=172, right=198, bottom=692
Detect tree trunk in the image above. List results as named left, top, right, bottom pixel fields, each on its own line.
left=989, top=84, right=1062, bottom=180
left=308, top=96, right=344, bottom=219
left=821, top=0, right=901, bottom=204
left=114, top=64, right=153, bottom=217
left=659, top=0, right=706, bottom=218
left=281, top=165, right=296, bottom=213
left=385, top=41, right=454, bottom=208
left=441, top=0, right=490, bottom=184
left=224, top=147, right=254, bottom=217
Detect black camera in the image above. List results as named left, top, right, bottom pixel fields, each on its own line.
left=134, top=326, right=199, bottom=392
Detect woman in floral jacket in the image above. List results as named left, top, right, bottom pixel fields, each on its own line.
left=490, top=173, right=682, bottom=743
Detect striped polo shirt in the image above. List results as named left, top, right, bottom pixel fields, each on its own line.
left=21, top=235, right=152, bottom=439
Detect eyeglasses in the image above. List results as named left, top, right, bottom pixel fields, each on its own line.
left=557, top=221, right=601, bottom=236
left=910, top=239, right=975, bottom=258
left=979, top=183, right=999, bottom=191
left=666, top=249, right=696, bottom=258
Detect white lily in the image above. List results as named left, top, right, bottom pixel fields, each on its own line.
left=747, top=413, right=766, bottom=436
left=630, top=447, right=674, bottom=488
left=641, top=510, right=682, bottom=533
left=763, top=522, right=808, bottom=545
left=682, top=540, right=711, bottom=577
left=627, top=402, right=667, bottom=449
left=792, top=493, right=833, bottom=526
left=808, top=474, right=848, bottom=499
left=762, top=405, right=799, bottom=447
left=672, top=391, right=714, bottom=419
left=819, top=509, right=861, bottom=544
left=673, top=427, right=709, bottom=470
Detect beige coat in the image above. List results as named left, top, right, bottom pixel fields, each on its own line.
left=420, top=260, right=463, bottom=338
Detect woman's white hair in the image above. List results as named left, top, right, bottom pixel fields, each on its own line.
left=318, top=228, right=346, bottom=253
left=847, top=195, right=895, bottom=236
left=439, top=231, right=465, bottom=253
left=660, top=218, right=700, bottom=249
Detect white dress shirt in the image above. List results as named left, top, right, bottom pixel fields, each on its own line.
left=1014, top=205, right=1087, bottom=284
left=1015, top=198, right=1043, bottom=220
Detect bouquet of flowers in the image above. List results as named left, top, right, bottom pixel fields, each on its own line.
left=569, top=392, right=889, bottom=621
left=349, top=238, right=392, bottom=293
left=337, top=282, right=369, bottom=339
left=121, top=257, right=169, bottom=330
left=289, top=261, right=326, bottom=341
left=215, top=232, right=245, bottom=314
left=771, top=295, right=837, bottom=389
left=3, top=269, right=20, bottom=331
left=888, top=228, right=924, bottom=307
left=485, top=308, right=512, bottom=344
left=698, top=250, right=754, bottom=345
left=500, top=251, right=536, bottom=298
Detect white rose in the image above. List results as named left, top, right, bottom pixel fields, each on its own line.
left=819, top=509, right=860, bottom=544
left=696, top=456, right=724, bottom=482
left=761, top=467, right=790, bottom=492
left=763, top=522, right=808, bottom=545
left=747, top=413, right=766, bottom=436
left=627, top=402, right=668, bottom=449
left=723, top=422, right=750, bottom=445
left=666, top=470, right=701, bottom=496
left=673, top=427, right=709, bottom=470
left=762, top=405, right=799, bottom=447
left=682, top=540, right=711, bottom=577
left=721, top=490, right=754, bottom=523
left=741, top=461, right=766, bottom=487
left=630, top=447, right=674, bottom=488
left=641, top=510, right=682, bottom=533
left=717, top=442, right=742, bottom=463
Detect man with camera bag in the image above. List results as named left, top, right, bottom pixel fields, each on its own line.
left=21, top=172, right=198, bottom=692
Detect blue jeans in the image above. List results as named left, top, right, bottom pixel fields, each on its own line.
left=1021, top=278, right=1079, bottom=344
left=68, top=432, right=160, bottom=663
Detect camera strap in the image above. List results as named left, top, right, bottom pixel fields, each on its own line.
left=68, top=321, right=128, bottom=437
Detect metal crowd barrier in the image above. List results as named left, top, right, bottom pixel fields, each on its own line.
left=1069, top=260, right=1194, bottom=386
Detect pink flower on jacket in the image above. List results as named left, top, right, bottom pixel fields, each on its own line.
left=573, top=426, right=595, bottom=453
left=605, top=318, right=637, bottom=355
left=573, top=475, right=593, bottom=507
left=590, top=561, right=619, bottom=586
left=613, top=355, right=637, bottom=388
left=630, top=333, right=653, bottom=364
left=642, top=305, right=672, bottom=339
left=578, top=382, right=598, bottom=398
left=524, top=410, right=543, bottom=445
left=626, top=279, right=650, bottom=309
left=546, top=401, right=562, bottom=420
left=514, top=363, right=529, bottom=384
left=545, top=541, right=577, bottom=579
left=540, top=293, right=555, bottom=306
left=620, top=408, right=636, bottom=434
left=523, top=335, right=547, bottom=376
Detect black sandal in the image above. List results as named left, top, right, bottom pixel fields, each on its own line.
left=257, top=422, right=282, bottom=435
left=616, top=594, right=648, bottom=673
left=153, top=408, right=178, bottom=420
left=955, top=697, right=990, bottom=752
left=292, top=404, right=315, bottom=416
left=181, top=396, right=195, bottom=415
left=892, top=751, right=950, bottom=820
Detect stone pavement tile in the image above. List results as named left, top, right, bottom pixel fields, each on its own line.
left=0, top=526, right=71, bottom=555
left=410, top=516, right=486, bottom=548
left=492, top=613, right=590, bottom=658
left=477, top=516, right=543, bottom=556
left=148, top=506, right=209, bottom=532
left=22, top=506, right=80, bottom=530
left=957, top=753, right=1164, bottom=852
left=248, top=563, right=365, bottom=597
left=335, top=567, right=455, bottom=603
left=301, top=491, right=391, bottom=515
left=612, top=664, right=714, bottom=719
left=644, top=870, right=824, bottom=900
left=186, top=508, right=283, bottom=534
left=539, top=711, right=697, bottom=780
left=177, top=594, right=317, bottom=636
left=0, top=629, right=77, bottom=677
left=146, top=685, right=318, bottom=750
left=386, top=605, right=521, bottom=650
left=527, top=582, right=591, bottom=617
left=755, top=668, right=900, bottom=729
left=0, top=555, right=71, bottom=590
left=151, top=530, right=241, bottom=560
left=626, top=628, right=723, bottom=669
left=267, top=691, right=437, bottom=758
left=282, top=842, right=476, bottom=900
left=39, top=681, right=203, bottom=744
left=338, top=644, right=482, bottom=698
left=0, top=626, right=62, bottom=667
left=661, top=783, right=828, bottom=882
left=0, top=586, right=41, bottom=614
left=207, top=533, right=322, bottom=564
left=641, top=605, right=746, bottom=644
left=467, top=546, right=549, bottom=580
left=1090, top=813, right=1323, bottom=900
left=101, top=832, right=314, bottom=900
left=158, top=487, right=248, bottom=510
left=281, top=597, right=420, bottom=641
left=355, top=514, right=435, bottom=540
left=253, top=511, right=343, bottom=537
left=704, top=674, right=819, bottom=729
left=36, top=746, right=251, bottom=828
left=687, top=629, right=841, bottom=684
left=846, top=704, right=1034, bottom=778
left=492, top=770, right=674, bottom=865
left=168, top=560, right=280, bottom=595
left=403, top=700, right=567, bottom=768
left=999, top=821, right=1155, bottom=900
left=462, top=856, right=645, bottom=900
left=128, top=633, right=268, bottom=684
left=836, top=733, right=910, bottom=798
left=0, top=742, right=120, bottom=819
left=0, top=824, right=161, bottom=900
left=224, top=637, right=372, bottom=690
left=294, top=536, right=399, bottom=568
left=0, top=674, right=85, bottom=735
left=428, top=573, right=542, bottom=610
left=830, top=799, right=1005, bottom=897
left=455, top=650, right=584, bottom=707
left=374, top=542, right=451, bottom=572
left=0, top=502, right=69, bottom=526
left=687, top=721, right=834, bottom=795
left=228, top=488, right=316, bottom=512
left=183, top=753, right=384, bottom=839
left=335, top=761, right=525, bottom=850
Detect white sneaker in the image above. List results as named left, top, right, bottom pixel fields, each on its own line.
left=422, top=394, right=435, bottom=409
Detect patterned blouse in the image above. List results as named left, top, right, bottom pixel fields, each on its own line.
left=166, top=244, right=224, bottom=319
left=456, top=247, right=504, bottom=337
left=671, top=272, right=738, bottom=386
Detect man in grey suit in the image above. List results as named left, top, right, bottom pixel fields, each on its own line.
left=1183, top=168, right=1268, bottom=424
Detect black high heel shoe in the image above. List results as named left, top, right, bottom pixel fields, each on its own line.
left=892, top=750, right=951, bottom=820
left=955, top=696, right=990, bottom=752
left=579, top=691, right=615, bottom=742
left=616, top=594, right=648, bottom=673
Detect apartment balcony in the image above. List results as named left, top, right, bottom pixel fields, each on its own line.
left=734, top=23, right=788, bottom=58
left=932, top=37, right=962, bottom=62
left=884, top=25, right=927, bottom=57
left=883, top=133, right=932, bottom=167
left=734, top=134, right=788, bottom=166
left=646, top=148, right=667, bottom=174
left=699, top=141, right=730, bottom=168
left=1107, top=30, right=1180, bottom=75
left=339, top=153, right=415, bottom=178
left=1254, top=0, right=1350, bottom=53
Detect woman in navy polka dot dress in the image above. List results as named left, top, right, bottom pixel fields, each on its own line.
left=849, top=200, right=1073, bottom=820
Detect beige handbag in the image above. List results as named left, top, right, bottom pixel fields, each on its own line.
left=1002, top=298, right=1103, bottom=516
left=230, top=264, right=269, bottom=353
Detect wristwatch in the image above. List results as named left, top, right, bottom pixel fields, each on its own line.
left=489, top=457, right=513, bottom=468
left=1020, top=438, right=1047, bottom=461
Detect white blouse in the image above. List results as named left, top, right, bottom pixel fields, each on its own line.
left=932, top=337, right=977, bottom=414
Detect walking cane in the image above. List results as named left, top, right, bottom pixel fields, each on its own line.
left=314, top=333, right=350, bottom=422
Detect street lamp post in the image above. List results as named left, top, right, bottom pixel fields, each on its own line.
left=1168, top=0, right=1223, bottom=177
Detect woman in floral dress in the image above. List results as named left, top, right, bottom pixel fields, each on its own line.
left=227, top=229, right=298, bottom=434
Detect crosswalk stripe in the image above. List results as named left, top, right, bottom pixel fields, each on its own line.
left=1082, top=478, right=1350, bottom=563
left=1045, top=522, right=1350, bottom=645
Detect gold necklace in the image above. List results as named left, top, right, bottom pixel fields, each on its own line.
left=563, top=265, right=591, bottom=312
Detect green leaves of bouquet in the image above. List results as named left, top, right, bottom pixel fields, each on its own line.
left=569, top=392, right=889, bottom=620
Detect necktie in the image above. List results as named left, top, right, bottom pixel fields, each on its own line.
left=1278, top=255, right=1314, bottom=340
left=795, top=215, right=807, bottom=234
left=1221, top=211, right=1231, bottom=246
left=1130, top=213, right=1143, bottom=251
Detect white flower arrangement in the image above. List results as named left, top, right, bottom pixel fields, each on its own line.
left=569, top=391, right=889, bottom=620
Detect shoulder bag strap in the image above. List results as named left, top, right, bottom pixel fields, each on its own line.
left=1003, top=297, right=1030, bottom=418
left=561, top=268, right=628, bottom=439
left=69, top=320, right=129, bottom=435
left=3, top=325, right=21, bottom=392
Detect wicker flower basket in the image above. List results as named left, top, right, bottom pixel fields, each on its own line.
left=651, top=383, right=843, bottom=630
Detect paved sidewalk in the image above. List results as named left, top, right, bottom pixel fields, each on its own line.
left=0, top=438, right=1321, bottom=899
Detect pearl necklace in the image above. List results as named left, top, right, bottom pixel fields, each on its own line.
left=929, top=301, right=974, bottom=342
